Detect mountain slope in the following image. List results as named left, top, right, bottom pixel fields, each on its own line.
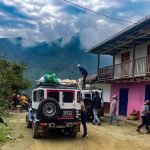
left=0, top=36, right=112, bottom=86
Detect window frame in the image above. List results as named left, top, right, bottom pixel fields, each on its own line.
left=37, top=90, right=44, bottom=102
left=33, top=90, right=37, bottom=102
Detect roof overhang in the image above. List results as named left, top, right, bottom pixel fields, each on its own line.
left=87, top=16, right=150, bottom=55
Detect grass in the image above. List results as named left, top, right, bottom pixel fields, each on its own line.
left=0, top=115, right=12, bottom=144
left=0, top=124, right=11, bottom=143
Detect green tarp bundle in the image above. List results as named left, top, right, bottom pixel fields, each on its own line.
left=43, top=72, right=59, bottom=84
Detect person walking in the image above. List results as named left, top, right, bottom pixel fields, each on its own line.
left=77, top=64, right=88, bottom=89
left=81, top=100, right=88, bottom=138
left=109, top=95, right=119, bottom=126
left=136, top=100, right=150, bottom=133
left=11, top=93, right=18, bottom=109
left=92, top=91, right=101, bottom=126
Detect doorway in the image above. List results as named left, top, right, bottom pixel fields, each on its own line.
left=121, top=52, right=130, bottom=76
left=119, top=88, right=129, bottom=116
left=145, top=85, right=150, bottom=100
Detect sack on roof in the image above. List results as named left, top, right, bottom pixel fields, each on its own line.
left=38, top=72, right=59, bottom=85
left=44, top=73, right=59, bottom=84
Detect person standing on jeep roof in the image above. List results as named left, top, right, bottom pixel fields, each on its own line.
left=77, top=64, right=88, bottom=89
left=81, top=100, right=88, bottom=138
left=92, top=91, right=101, bottom=126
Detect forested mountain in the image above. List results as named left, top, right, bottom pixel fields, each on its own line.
left=0, top=35, right=112, bottom=87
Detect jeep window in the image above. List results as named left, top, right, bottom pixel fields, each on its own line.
left=33, top=91, right=37, bottom=102
left=92, top=92, right=95, bottom=100
left=77, top=91, right=81, bottom=103
left=63, top=92, right=74, bottom=103
left=47, top=91, right=59, bottom=102
left=84, top=93, right=91, bottom=99
left=37, top=90, right=44, bottom=101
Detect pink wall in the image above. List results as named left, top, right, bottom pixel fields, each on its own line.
left=110, top=82, right=150, bottom=117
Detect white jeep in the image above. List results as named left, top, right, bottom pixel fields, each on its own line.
left=26, top=84, right=81, bottom=138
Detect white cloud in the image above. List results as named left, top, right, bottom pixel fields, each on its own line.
left=0, top=0, right=149, bottom=48
left=70, top=0, right=122, bottom=11
left=131, top=0, right=150, bottom=2
left=80, top=21, right=124, bottom=49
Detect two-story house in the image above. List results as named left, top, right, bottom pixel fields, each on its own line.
left=87, top=16, right=150, bottom=118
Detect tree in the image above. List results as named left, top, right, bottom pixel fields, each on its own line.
left=11, top=62, right=31, bottom=93
left=0, top=58, right=31, bottom=114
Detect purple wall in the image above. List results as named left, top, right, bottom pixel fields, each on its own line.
left=110, top=82, right=150, bottom=117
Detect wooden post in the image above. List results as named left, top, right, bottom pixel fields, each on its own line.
left=112, top=49, right=115, bottom=78
left=132, top=44, right=135, bottom=77
left=97, top=54, right=100, bottom=80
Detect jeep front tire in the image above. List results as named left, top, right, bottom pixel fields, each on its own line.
left=32, top=122, right=40, bottom=139
left=26, top=114, right=32, bottom=128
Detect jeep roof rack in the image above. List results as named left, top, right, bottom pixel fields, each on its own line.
left=36, top=82, right=78, bottom=89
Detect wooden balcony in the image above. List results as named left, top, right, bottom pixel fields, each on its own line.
left=98, top=55, right=150, bottom=80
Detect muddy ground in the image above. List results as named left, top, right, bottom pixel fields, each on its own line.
left=1, top=112, right=150, bottom=150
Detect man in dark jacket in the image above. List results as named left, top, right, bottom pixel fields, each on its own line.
left=77, top=64, right=88, bottom=89
left=92, top=91, right=101, bottom=126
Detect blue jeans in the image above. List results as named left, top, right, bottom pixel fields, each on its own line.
left=93, top=109, right=101, bottom=123
left=109, top=112, right=119, bottom=124
left=81, top=111, right=87, bottom=135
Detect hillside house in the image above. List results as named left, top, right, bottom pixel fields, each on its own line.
left=88, top=16, right=150, bottom=118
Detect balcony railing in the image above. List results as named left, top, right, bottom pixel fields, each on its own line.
left=99, top=55, right=150, bottom=80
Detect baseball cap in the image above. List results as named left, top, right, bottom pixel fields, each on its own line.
left=77, top=64, right=81, bottom=67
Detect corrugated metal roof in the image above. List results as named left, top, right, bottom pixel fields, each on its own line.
left=87, top=15, right=150, bottom=55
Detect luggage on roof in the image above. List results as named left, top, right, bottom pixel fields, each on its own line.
left=44, top=73, right=59, bottom=84
left=37, top=72, right=59, bottom=86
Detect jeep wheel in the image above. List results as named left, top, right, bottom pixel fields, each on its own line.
left=38, top=98, right=60, bottom=119
left=32, top=122, right=40, bottom=139
left=68, top=130, right=77, bottom=137
left=26, top=114, right=32, bottom=128
left=68, top=129, right=77, bottom=137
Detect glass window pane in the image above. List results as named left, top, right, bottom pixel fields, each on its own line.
left=63, top=92, right=74, bottom=103
left=48, top=92, right=59, bottom=102
left=33, top=91, right=37, bottom=102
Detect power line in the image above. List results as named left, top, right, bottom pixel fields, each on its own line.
left=63, top=0, right=134, bottom=24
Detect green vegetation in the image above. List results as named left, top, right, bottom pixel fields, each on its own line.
left=0, top=57, right=31, bottom=114
left=0, top=124, right=11, bottom=143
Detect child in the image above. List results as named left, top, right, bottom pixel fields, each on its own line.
left=81, top=100, right=88, bottom=138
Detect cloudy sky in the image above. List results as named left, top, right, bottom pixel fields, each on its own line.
left=0, top=0, right=150, bottom=49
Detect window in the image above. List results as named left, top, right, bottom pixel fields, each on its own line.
left=33, top=91, right=37, bottom=102
left=47, top=91, right=59, bottom=102
left=84, top=93, right=91, bottom=99
left=37, top=90, right=44, bottom=101
left=63, top=92, right=74, bottom=103
left=77, top=91, right=81, bottom=103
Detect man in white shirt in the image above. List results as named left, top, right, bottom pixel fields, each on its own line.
left=109, top=95, right=119, bottom=125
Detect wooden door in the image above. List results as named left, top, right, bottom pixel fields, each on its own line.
left=121, top=52, right=130, bottom=76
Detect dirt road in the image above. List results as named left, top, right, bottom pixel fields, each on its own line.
left=1, top=112, right=150, bottom=150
